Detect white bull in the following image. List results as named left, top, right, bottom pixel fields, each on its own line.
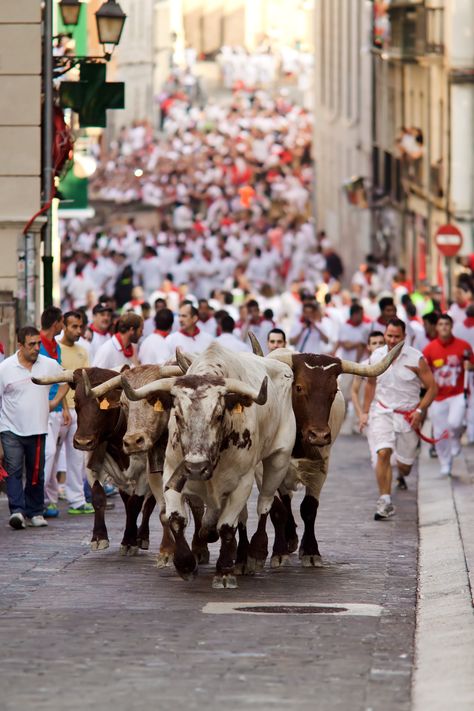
left=121, top=342, right=296, bottom=588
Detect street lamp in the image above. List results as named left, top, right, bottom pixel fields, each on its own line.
left=58, top=0, right=82, bottom=27
left=95, top=0, right=127, bottom=56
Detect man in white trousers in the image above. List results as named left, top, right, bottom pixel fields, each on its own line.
left=57, top=312, right=94, bottom=514
left=360, top=319, right=437, bottom=520
left=423, top=313, right=474, bottom=475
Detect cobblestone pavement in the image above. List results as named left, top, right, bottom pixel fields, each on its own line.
left=0, top=433, right=417, bottom=711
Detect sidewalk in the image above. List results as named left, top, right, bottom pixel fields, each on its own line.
left=413, top=442, right=474, bottom=710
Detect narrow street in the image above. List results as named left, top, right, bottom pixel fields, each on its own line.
left=0, top=433, right=417, bottom=711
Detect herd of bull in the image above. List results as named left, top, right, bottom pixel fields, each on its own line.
left=33, top=336, right=400, bottom=589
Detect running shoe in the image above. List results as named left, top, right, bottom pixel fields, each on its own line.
left=9, top=512, right=26, bottom=530
left=103, top=483, right=118, bottom=497
left=374, top=498, right=395, bottom=521
left=43, top=503, right=59, bottom=518
left=451, top=441, right=462, bottom=458
left=396, top=476, right=408, bottom=490
left=67, top=503, right=95, bottom=515
left=27, top=515, right=48, bottom=527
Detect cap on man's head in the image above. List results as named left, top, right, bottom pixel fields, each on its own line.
left=92, top=304, right=113, bottom=315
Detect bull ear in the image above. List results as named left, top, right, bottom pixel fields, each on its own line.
left=224, top=393, right=253, bottom=412
left=120, top=364, right=131, bottom=373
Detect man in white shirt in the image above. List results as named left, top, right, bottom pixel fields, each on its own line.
left=215, top=315, right=251, bottom=353
left=336, top=304, right=371, bottom=426
left=165, top=302, right=214, bottom=356
left=88, top=304, right=112, bottom=362
left=289, top=301, right=330, bottom=353
left=0, top=327, right=67, bottom=529
left=93, top=313, right=143, bottom=369
left=139, top=308, right=174, bottom=365
left=360, top=319, right=437, bottom=521
left=197, top=299, right=218, bottom=337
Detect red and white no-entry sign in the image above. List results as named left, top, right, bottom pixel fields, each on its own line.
left=435, top=224, right=463, bottom=258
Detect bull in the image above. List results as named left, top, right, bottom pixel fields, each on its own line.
left=33, top=367, right=175, bottom=554
left=121, top=342, right=296, bottom=588
left=266, top=342, right=403, bottom=566
left=94, top=364, right=210, bottom=568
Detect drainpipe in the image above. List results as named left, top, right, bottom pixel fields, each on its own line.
left=42, top=0, right=53, bottom=308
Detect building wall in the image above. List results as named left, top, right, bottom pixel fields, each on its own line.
left=0, top=0, right=43, bottom=342
left=371, top=0, right=474, bottom=289
left=314, top=0, right=372, bottom=277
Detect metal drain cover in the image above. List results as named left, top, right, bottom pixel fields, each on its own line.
left=203, top=602, right=382, bottom=617
left=235, top=605, right=346, bottom=614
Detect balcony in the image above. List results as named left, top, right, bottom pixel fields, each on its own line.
left=385, top=2, right=444, bottom=61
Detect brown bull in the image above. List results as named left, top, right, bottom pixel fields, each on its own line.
left=34, top=367, right=155, bottom=554
left=265, top=342, right=403, bottom=567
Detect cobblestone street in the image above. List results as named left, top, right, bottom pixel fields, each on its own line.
left=0, top=433, right=417, bottom=711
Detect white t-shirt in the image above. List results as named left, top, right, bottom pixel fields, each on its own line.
left=92, top=335, right=136, bottom=369
left=215, top=333, right=251, bottom=353
left=89, top=331, right=110, bottom=362
left=165, top=329, right=214, bottom=356
left=289, top=321, right=330, bottom=354
left=336, top=321, right=371, bottom=361
left=369, top=343, right=423, bottom=412
left=138, top=333, right=170, bottom=365
left=0, top=354, right=64, bottom=436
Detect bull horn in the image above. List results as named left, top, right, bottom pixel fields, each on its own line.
left=248, top=331, right=264, bottom=357
left=32, top=369, right=74, bottom=385
left=267, top=351, right=293, bottom=368
left=121, top=375, right=177, bottom=401
left=175, top=347, right=192, bottom=374
left=159, top=365, right=185, bottom=378
left=224, top=376, right=268, bottom=405
left=82, top=369, right=123, bottom=399
left=340, top=340, right=404, bottom=376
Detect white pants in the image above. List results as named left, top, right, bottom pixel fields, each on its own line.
left=430, top=393, right=466, bottom=469
left=44, top=411, right=63, bottom=505
left=44, top=410, right=86, bottom=507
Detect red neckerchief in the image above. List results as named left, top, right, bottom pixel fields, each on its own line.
left=90, top=324, right=109, bottom=336
left=115, top=333, right=134, bottom=358
left=180, top=326, right=200, bottom=339
left=409, top=315, right=423, bottom=324
left=0, top=342, right=4, bottom=355
left=464, top=317, right=474, bottom=328
left=199, top=315, right=211, bottom=323
left=347, top=318, right=362, bottom=327
left=40, top=333, right=59, bottom=360
left=154, top=329, right=169, bottom=338
left=250, top=316, right=263, bottom=326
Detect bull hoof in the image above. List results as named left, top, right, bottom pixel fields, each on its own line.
left=301, top=554, right=323, bottom=568
left=212, top=574, right=238, bottom=589
left=246, top=556, right=265, bottom=574
left=287, top=536, right=299, bottom=554
left=174, top=553, right=198, bottom=580
left=137, top=538, right=150, bottom=550
left=91, top=539, right=109, bottom=551
left=128, top=546, right=139, bottom=557
left=193, top=547, right=210, bottom=565
left=155, top=552, right=172, bottom=568
left=119, top=544, right=128, bottom=556
left=199, top=527, right=219, bottom=543
left=270, top=554, right=289, bottom=569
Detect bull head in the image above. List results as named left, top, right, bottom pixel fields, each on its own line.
left=121, top=373, right=268, bottom=482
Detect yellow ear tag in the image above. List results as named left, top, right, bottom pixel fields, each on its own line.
left=154, top=399, right=164, bottom=412
left=100, top=398, right=110, bottom=410
left=233, top=403, right=243, bottom=414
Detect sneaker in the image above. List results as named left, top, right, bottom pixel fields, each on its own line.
left=43, top=503, right=59, bottom=518
left=103, top=483, right=118, bottom=497
left=429, top=445, right=438, bottom=458
left=57, top=484, right=67, bottom=501
left=9, top=512, right=26, bottom=530
left=440, top=464, right=452, bottom=476
left=27, top=515, right=48, bottom=527
left=68, top=502, right=95, bottom=515
left=374, top=498, right=395, bottom=521
left=396, top=476, right=408, bottom=490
